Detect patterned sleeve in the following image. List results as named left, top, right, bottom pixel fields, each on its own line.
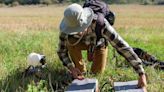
left=103, top=19, right=145, bottom=75
left=57, top=32, right=74, bottom=68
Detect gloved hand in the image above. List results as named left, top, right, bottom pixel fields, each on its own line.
left=68, top=66, right=84, bottom=80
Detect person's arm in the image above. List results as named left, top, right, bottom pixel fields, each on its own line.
left=104, top=19, right=144, bottom=74
left=57, top=32, right=74, bottom=68
left=57, top=32, right=84, bottom=79
left=103, top=19, right=147, bottom=88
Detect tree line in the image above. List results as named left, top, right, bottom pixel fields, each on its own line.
left=0, top=0, right=163, bottom=6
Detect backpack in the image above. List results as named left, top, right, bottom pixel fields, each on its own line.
left=83, top=0, right=115, bottom=25
left=83, top=0, right=108, bottom=16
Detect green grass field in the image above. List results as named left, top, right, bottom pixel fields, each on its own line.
left=0, top=5, right=163, bottom=92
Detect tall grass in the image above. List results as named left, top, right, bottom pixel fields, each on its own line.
left=0, top=5, right=163, bottom=91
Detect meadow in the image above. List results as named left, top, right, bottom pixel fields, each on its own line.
left=0, top=4, right=163, bottom=92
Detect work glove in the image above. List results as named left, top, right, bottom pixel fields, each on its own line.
left=68, top=66, right=84, bottom=80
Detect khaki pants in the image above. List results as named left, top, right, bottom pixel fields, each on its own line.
left=67, top=37, right=108, bottom=74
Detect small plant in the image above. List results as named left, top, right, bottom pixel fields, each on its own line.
left=27, top=80, right=48, bottom=92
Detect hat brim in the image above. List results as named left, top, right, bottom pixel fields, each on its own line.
left=60, top=8, right=94, bottom=35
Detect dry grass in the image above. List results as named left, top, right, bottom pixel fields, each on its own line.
left=110, top=5, right=164, bottom=29
left=0, top=5, right=163, bottom=31
left=0, top=5, right=66, bottom=31
left=0, top=4, right=163, bottom=91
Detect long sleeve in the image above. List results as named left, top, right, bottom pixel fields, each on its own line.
left=104, top=19, right=145, bottom=75
left=57, top=32, right=74, bottom=68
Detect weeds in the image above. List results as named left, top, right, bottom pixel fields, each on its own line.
left=0, top=5, right=163, bottom=91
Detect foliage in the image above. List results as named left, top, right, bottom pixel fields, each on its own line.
left=27, top=80, right=48, bottom=92
left=0, top=0, right=164, bottom=5
left=69, top=0, right=81, bottom=3
left=40, top=0, right=52, bottom=5
left=0, top=0, right=3, bottom=3
left=18, top=0, right=40, bottom=5
left=11, top=1, right=19, bottom=6
left=4, top=0, right=14, bottom=5
left=0, top=5, right=163, bottom=91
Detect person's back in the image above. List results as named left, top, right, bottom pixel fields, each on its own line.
left=83, top=0, right=111, bottom=47
left=83, top=0, right=109, bottom=16
left=83, top=0, right=115, bottom=26
left=83, top=0, right=109, bottom=60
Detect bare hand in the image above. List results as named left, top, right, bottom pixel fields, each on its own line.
left=68, top=66, right=84, bottom=80
left=138, top=74, right=147, bottom=92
